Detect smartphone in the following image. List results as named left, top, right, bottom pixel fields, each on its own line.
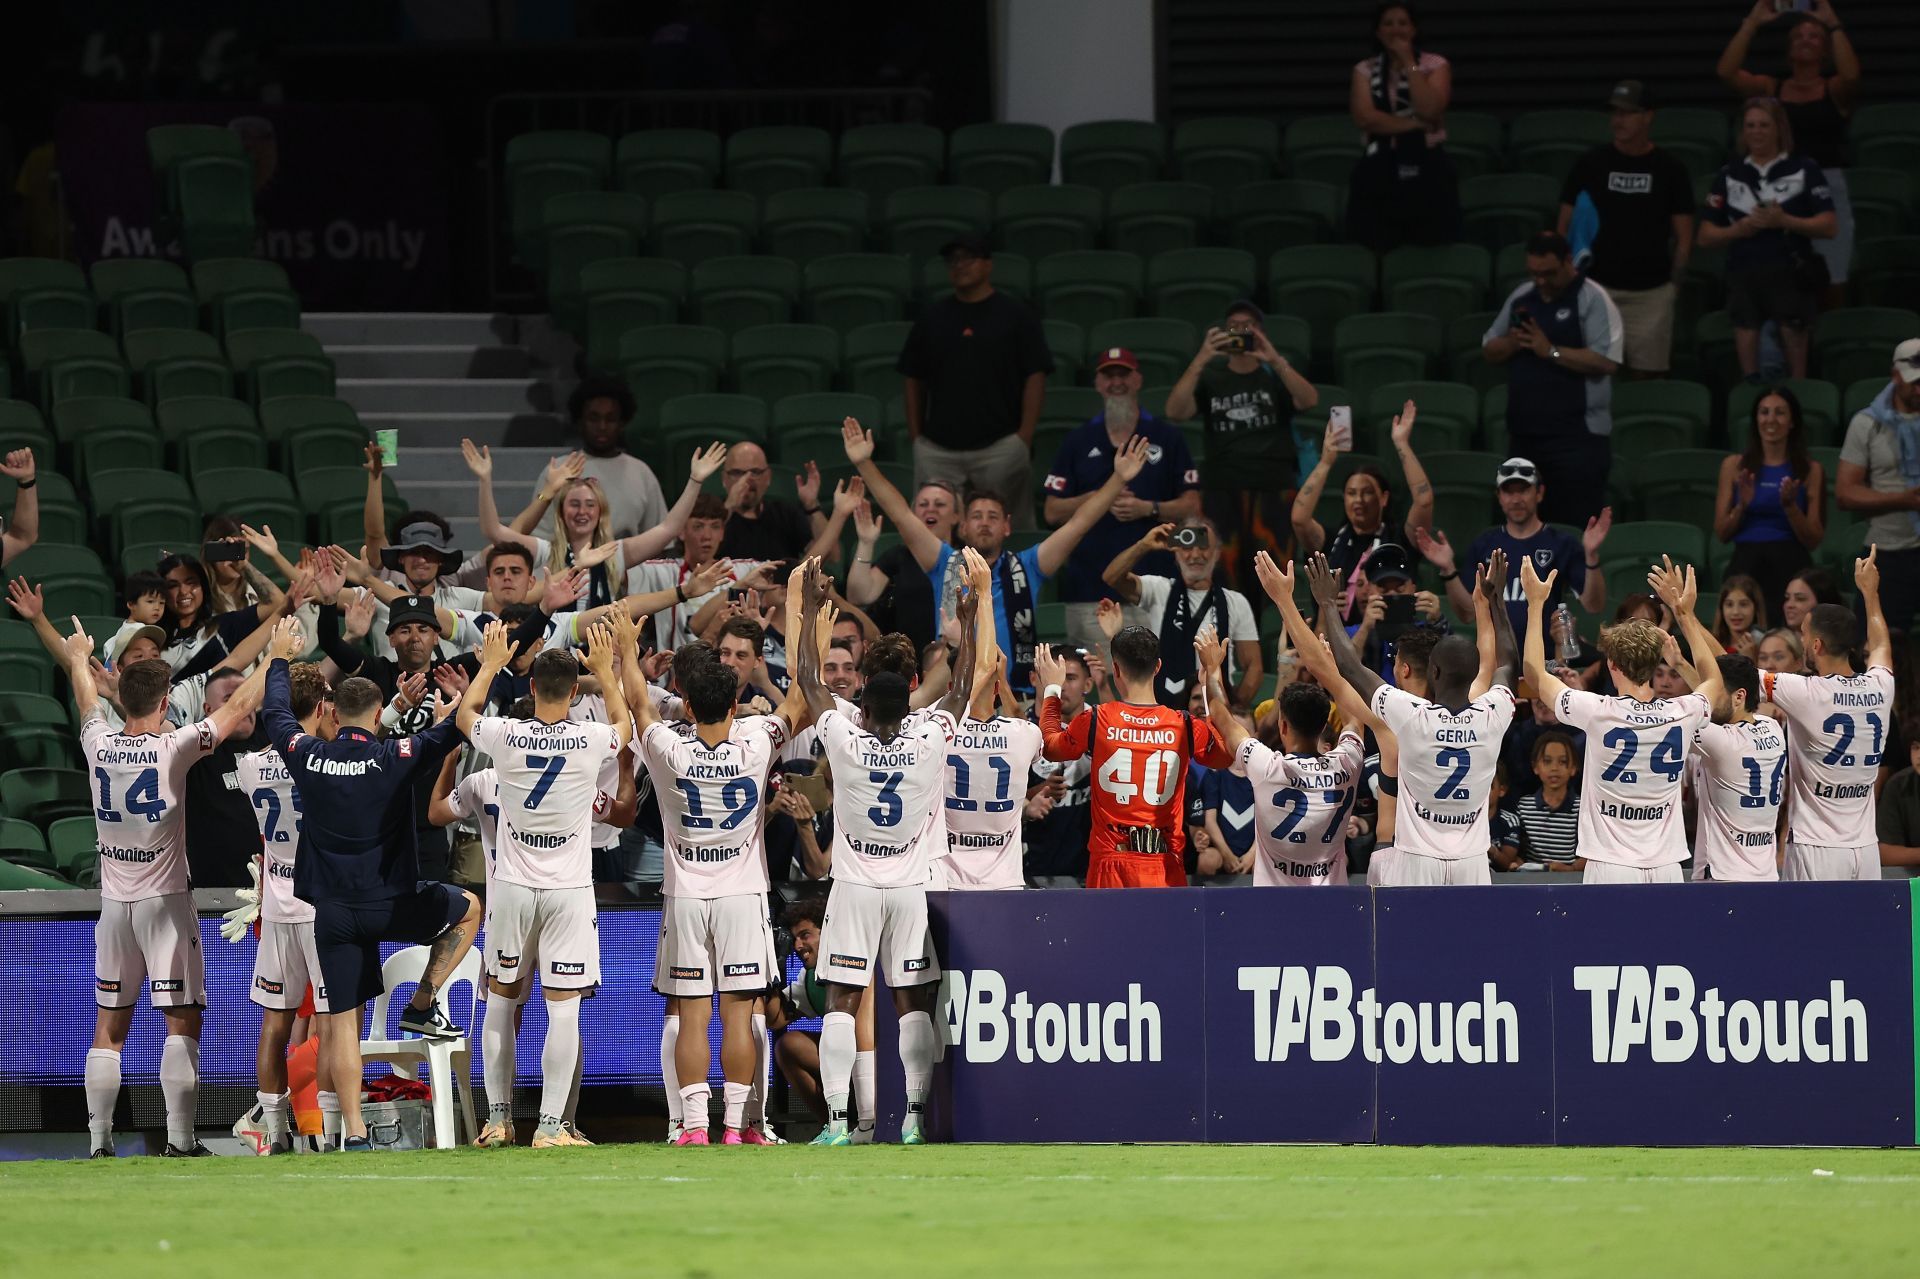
left=1327, top=406, right=1353, bottom=451
left=1382, top=596, right=1417, bottom=626
left=202, top=540, right=247, bottom=563
left=787, top=772, right=831, bottom=813
left=376, top=428, right=399, bottom=469
left=1772, top=0, right=1813, bottom=12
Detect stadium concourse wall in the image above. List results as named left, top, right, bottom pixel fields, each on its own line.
left=896, top=883, right=1920, bottom=1148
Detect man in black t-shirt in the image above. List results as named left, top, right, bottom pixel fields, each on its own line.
left=1556, top=80, right=1695, bottom=377
left=897, top=233, right=1054, bottom=526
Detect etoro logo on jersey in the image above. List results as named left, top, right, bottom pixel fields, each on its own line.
left=1238, top=966, right=1519, bottom=1064
left=942, top=968, right=1162, bottom=1064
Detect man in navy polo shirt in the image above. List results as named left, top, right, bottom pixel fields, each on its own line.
left=1413, top=456, right=1611, bottom=648
left=1042, top=347, right=1202, bottom=656
left=1483, top=231, right=1623, bottom=528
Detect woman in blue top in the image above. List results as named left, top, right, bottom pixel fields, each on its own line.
left=1714, top=385, right=1826, bottom=617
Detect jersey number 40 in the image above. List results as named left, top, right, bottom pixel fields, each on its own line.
left=1096, top=748, right=1177, bottom=806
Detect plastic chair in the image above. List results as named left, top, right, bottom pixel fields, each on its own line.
left=225, top=329, right=336, bottom=404
left=1087, top=317, right=1198, bottom=386
left=1283, top=115, right=1362, bottom=187
left=1333, top=312, right=1442, bottom=386
left=1060, top=120, right=1167, bottom=193
left=1146, top=248, right=1256, bottom=336
left=1460, top=174, right=1560, bottom=254
left=0, top=767, right=91, bottom=829
left=580, top=257, right=688, bottom=370
left=649, top=189, right=758, bottom=269
left=1849, top=236, right=1920, bottom=310
left=505, top=130, right=612, bottom=265
left=948, top=123, right=1055, bottom=197
left=90, top=259, right=197, bottom=337
left=45, top=815, right=97, bottom=884
left=17, top=330, right=129, bottom=408
left=1268, top=244, right=1378, bottom=358
left=0, top=258, right=95, bottom=337
left=837, top=123, right=944, bottom=205
left=360, top=945, right=482, bottom=1149
left=1507, top=110, right=1610, bottom=182
left=724, top=126, right=832, bottom=203
left=881, top=186, right=993, bottom=261
left=174, top=157, right=257, bottom=261
left=123, top=329, right=231, bottom=404
left=843, top=322, right=915, bottom=401
left=917, top=250, right=1033, bottom=308
left=729, top=324, right=839, bottom=404
left=614, top=129, right=721, bottom=200
left=1382, top=243, right=1492, bottom=326
left=995, top=184, right=1104, bottom=260
left=690, top=256, right=801, bottom=335
left=193, top=466, right=304, bottom=531
left=1222, top=180, right=1342, bottom=264
left=802, top=253, right=912, bottom=335
left=257, top=395, right=360, bottom=446
left=619, top=324, right=729, bottom=425
left=1443, top=112, right=1506, bottom=181
left=1035, top=251, right=1144, bottom=334
left=1171, top=117, right=1280, bottom=195
left=1104, top=181, right=1213, bottom=257
left=50, top=395, right=154, bottom=451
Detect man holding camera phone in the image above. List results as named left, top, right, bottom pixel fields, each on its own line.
left=1101, top=518, right=1263, bottom=708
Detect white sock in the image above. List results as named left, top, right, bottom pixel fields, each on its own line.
left=257, top=1090, right=290, bottom=1146
left=746, top=1013, right=769, bottom=1127
left=564, top=1028, right=585, bottom=1126
left=661, top=1015, right=682, bottom=1123
left=318, top=1090, right=341, bottom=1149
left=159, top=1035, right=199, bottom=1149
left=482, top=992, right=517, bottom=1126
left=537, top=999, right=581, bottom=1129
left=678, top=1082, right=710, bottom=1132
left=899, top=1010, right=935, bottom=1132
left=820, top=1012, right=855, bottom=1131
left=852, top=1049, right=877, bottom=1133
left=84, top=1048, right=121, bottom=1149
left=722, top=1081, right=750, bottom=1132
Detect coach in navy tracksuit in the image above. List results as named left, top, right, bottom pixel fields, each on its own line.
left=262, top=656, right=480, bottom=1150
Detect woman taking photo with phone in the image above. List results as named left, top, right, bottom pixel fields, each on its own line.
left=1292, top=399, right=1435, bottom=614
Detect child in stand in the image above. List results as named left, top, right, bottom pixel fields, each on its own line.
left=1514, top=730, right=1583, bottom=871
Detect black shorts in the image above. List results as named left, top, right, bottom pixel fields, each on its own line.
left=313, top=882, right=469, bottom=1012
left=1726, top=259, right=1817, bottom=330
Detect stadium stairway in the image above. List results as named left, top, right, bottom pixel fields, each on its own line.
left=305, top=313, right=575, bottom=552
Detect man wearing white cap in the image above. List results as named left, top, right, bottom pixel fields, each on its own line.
left=1836, top=339, right=1920, bottom=633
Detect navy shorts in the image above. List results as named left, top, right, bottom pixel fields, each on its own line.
left=314, top=882, right=469, bottom=1012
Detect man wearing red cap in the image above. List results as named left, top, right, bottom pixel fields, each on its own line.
left=1042, top=347, right=1201, bottom=657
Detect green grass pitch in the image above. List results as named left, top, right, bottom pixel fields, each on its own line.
left=3, top=1144, right=1916, bottom=1277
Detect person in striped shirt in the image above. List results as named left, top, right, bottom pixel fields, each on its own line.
left=1512, top=731, right=1582, bottom=870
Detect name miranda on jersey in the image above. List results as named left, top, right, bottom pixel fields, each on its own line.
left=1830, top=692, right=1884, bottom=707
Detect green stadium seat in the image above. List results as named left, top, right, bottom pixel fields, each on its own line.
left=112, top=503, right=201, bottom=561
left=1849, top=236, right=1920, bottom=310
left=724, top=126, right=833, bottom=202
left=0, top=650, right=55, bottom=696
left=1627, top=454, right=1726, bottom=529
left=0, top=400, right=54, bottom=461
left=1146, top=248, right=1256, bottom=336
left=207, top=285, right=301, bottom=340
left=649, top=189, right=758, bottom=269
left=730, top=324, right=839, bottom=403
left=689, top=255, right=801, bottom=334
left=0, top=767, right=90, bottom=830
left=1507, top=110, right=1610, bottom=182
left=37, top=574, right=114, bottom=617
left=917, top=251, right=1032, bottom=307
left=614, top=129, right=721, bottom=200
left=1060, top=121, right=1166, bottom=193
left=17, top=329, right=129, bottom=407
left=580, top=257, right=688, bottom=370
left=173, top=156, right=256, bottom=261
left=0, top=814, right=54, bottom=871
left=995, top=184, right=1104, bottom=259
left=657, top=393, right=768, bottom=440
left=1087, top=318, right=1197, bottom=386
left=1837, top=168, right=1912, bottom=243
left=539, top=191, right=648, bottom=328
left=882, top=186, right=992, bottom=261
left=1408, top=449, right=1504, bottom=493
left=75, top=426, right=165, bottom=487
left=1443, top=112, right=1505, bottom=181
left=147, top=123, right=246, bottom=235
left=1035, top=251, right=1143, bottom=334
left=8, top=545, right=108, bottom=585
left=294, top=465, right=378, bottom=520
left=948, top=123, right=1054, bottom=197
left=1104, top=182, right=1212, bottom=257
left=1429, top=482, right=1498, bottom=547
left=1041, top=386, right=1102, bottom=429
left=116, top=276, right=185, bottom=345
left=1492, top=242, right=1530, bottom=304
left=1222, top=180, right=1342, bottom=265
left=1382, top=243, right=1491, bottom=326
left=1726, top=378, right=1840, bottom=450
left=761, top=188, right=871, bottom=265
left=1812, top=307, right=1920, bottom=387
left=282, top=420, right=371, bottom=479
left=1848, top=102, right=1920, bottom=171
left=1268, top=244, right=1377, bottom=359
left=1610, top=379, right=1712, bottom=451
left=619, top=324, right=729, bottom=426
left=1368, top=382, right=1480, bottom=454
left=194, top=466, right=303, bottom=531
left=46, top=815, right=98, bottom=886
left=505, top=130, right=612, bottom=264
left=837, top=123, right=944, bottom=204
left=1282, top=116, right=1362, bottom=188
left=1171, top=117, right=1280, bottom=195
left=1690, top=310, right=1742, bottom=392
left=0, top=258, right=95, bottom=337
left=843, top=322, right=915, bottom=402
left=656, top=421, right=762, bottom=483
left=191, top=256, right=291, bottom=304
left=1649, top=108, right=1730, bottom=179
left=1256, top=314, right=1312, bottom=371
left=0, top=692, right=68, bottom=728
left=1841, top=376, right=1885, bottom=425
left=1599, top=518, right=1711, bottom=582
left=225, top=329, right=336, bottom=404
left=257, top=395, right=358, bottom=446
left=802, top=254, right=912, bottom=335
left=1333, top=312, right=1441, bottom=387
left=770, top=392, right=882, bottom=450
left=123, top=329, right=230, bottom=404
left=1461, top=174, right=1560, bottom=254
left=50, top=395, right=152, bottom=453
left=182, top=425, right=269, bottom=482
left=1041, top=319, right=1086, bottom=388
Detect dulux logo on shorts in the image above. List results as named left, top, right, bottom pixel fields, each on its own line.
left=1238, top=966, right=1519, bottom=1065
left=1572, top=965, right=1869, bottom=1064
left=941, top=968, right=1161, bottom=1064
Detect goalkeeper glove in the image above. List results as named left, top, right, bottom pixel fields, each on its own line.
left=219, top=861, right=262, bottom=943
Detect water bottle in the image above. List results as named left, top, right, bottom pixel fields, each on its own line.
left=1551, top=604, right=1580, bottom=673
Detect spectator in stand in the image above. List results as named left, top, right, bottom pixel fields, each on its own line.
left=1044, top=347, right=1201, bottom=655
left=1511, top=731, right=1583, bottom=872
left=1755, top=625, right=1804, bottom=676
left=1697, top=98, right=1837, bottom=381
left=1292, top=400, right=1435, bottom=608
left=716, top=441, right=837, bottom=565
left=1780, top=567, right=1841, bottom=633
left=898, top=232, right=1052, bottom=527
left=1165, top=301, right=1319, bottom=598
left=1413, top=457, right=1608, bottom=647
left=550, top=377, right=669, bottom=539
left=1024, top=648, right=1097, bottom=880
left=1879, top=716, right=1920, bottom=871
left=1344, top=546, right=1447, bottom=681
left=1482, top=231, right=1623, bottom=527
left=847, top=480, right=958, bottom=656
left=1102, top=518, right=1264, bottom=709
left=1, top=448, right=36, bottom=566
left=1715, top=385, right=1826, bottom=614
left=183, top=668, right=265, bottom=889
left=1837, top=341, right=1920, bottom=636
left=1556, top=80, right=1695, bottom=379
left=1713, top=575, right=1770, bottom=659
left=1345, top=2, right=1459, bottom=251
left=1716, top=0, right=1861, bottom=303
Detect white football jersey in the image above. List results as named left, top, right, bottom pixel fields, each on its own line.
left=639, top=715, right=787, bottom=899
left=818, top=707, right=957, bottom=889
left=943, top=715, right=1044, bottom=890
left=1689, top=718, right=1786, bottom=882
left=444, top=767, right=500, bottom=885
left=1762, top=667, right=1895, bottom=849
left=570, top=694, right=628, bottom=849
left=470, top=716, right=622, bottom=890
left=1234, top=730, right=1366, bottom=885
left=1555, top=688, right=1712, bottom=868
left=233, top=748, right=311, bottom=923
left=1370, top=684, right=1516, bottom=860
left=81, top=711, right=217, bottom=903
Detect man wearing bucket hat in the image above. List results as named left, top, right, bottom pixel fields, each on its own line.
left=369, top=517, right=484, bottom=660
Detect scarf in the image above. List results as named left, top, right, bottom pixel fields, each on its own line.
left=1864, top=381, right=1920, bottom=538
left=998, top=550, right=1038, bottom=691
left=1364, top=50, right=1425, bottom=157
left=1155, top=577, right=1224, bottom=709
